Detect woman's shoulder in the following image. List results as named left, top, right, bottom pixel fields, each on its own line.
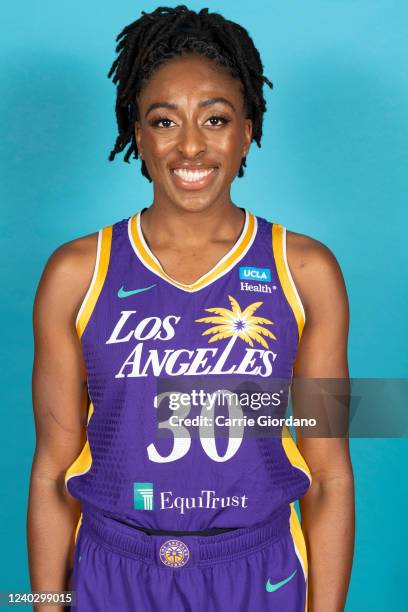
left=36, top=212, right=132, bottom=321
left=286, top=227, right=338, bottom=267
left=46, top=230, right=99, bottom=286
left=285, top=227, right=348, bottom=318
left=35, top=231, right=99, bottom=327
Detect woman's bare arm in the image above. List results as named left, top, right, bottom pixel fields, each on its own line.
left=27, top=233, right=97, bottom=610
left=288, top=232, right=355, bottom=612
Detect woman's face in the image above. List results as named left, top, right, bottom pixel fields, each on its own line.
left=135, top=54, right=252, bottom=212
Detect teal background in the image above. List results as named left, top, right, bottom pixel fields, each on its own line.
left=1, top=1, right=407, bottom=609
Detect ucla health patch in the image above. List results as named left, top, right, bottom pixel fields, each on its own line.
left=239, top=266, right=271, bottom=282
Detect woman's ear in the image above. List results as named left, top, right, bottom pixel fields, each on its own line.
left=134, top=121, right=143, bottom=158
left=242, top=118, right=253, bottom=158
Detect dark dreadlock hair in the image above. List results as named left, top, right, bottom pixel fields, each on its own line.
left=107, top=5, right=273, bottom=181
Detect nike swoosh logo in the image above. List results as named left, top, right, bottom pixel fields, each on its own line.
left=117, top=284, right=157, bottom=298
left=266, top=569, right=297, bottom=593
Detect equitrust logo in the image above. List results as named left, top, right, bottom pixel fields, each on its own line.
left=239, top=266, right=272, bottom=294
left=133, top=483, right=248, bottom=515
left=134, top=482, right=154, bottom=510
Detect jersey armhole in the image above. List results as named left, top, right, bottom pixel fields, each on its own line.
left=75, top=225, right=113, bottom=339
left=272, top=223, right=306, bottom=341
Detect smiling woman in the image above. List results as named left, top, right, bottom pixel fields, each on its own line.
left=107, top=6, right=272, bottom=179
left=134, top=54, right=252, bottom=200
left=28, top=5, right=354, bottom=612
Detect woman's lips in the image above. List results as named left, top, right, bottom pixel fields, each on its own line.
left=170, top=167, right=218, bottom=191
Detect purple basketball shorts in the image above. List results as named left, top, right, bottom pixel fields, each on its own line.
left=70, top=504, right=307, bottom=611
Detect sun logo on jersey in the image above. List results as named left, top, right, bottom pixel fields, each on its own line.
left=195, top=295, right=277, bottom=350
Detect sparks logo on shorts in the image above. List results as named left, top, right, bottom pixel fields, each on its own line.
left=133, top=482, right=154, bottom=510
left=159, top=539, right=190, bottom=568
left=239, top=266, right=271, bottom=282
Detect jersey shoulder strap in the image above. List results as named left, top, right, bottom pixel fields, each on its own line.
left=271, top=221, right=306, bottom=340
left=75, top=217, right=130, bottom=339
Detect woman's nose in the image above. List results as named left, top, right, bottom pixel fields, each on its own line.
left=176, top=123, right=206, bottom=158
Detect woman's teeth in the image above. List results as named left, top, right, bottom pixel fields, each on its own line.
left=173, top=168, right=215, bottom=182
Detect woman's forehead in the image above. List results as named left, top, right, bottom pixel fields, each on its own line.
left=138, top=55, right=243, bottom=104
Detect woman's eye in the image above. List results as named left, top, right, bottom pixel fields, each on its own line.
left=205, top=116, right=230, bottom=126
left=149, top=115, right=230, bottom=128
left=150, top=117, right=175, bottom=128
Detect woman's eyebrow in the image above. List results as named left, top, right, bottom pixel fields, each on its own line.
left=145, top=97, right=236, bottom=118
left=198, top=97, right=236, bottom=111
left=145, top=102, right=177, bottom=117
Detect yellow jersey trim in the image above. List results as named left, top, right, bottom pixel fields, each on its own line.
left=289, top=502, right=309, bottom=611
left=282, top=425, right=311, bottom=610
left=129, top=209, right=257, bottom=292
left=64, top=401, right=95, bottom=491
left=272, top=224, right=306, bottom=340
left=76, top=226, right=113, bottom=338
left=65, top=398, right=95, bottom=549
left=74, top=513, right=83, bottom=544
left=282, top=425, right=312, bottom=482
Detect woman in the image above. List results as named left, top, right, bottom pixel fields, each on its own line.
left=27, top=5, right=354, bottom=611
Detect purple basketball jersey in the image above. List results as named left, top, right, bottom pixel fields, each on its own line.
left=65, top=208, right=311, bottom=536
